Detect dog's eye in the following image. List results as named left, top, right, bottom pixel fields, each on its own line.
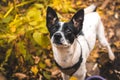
left=66, top=29, right=71, bottom=33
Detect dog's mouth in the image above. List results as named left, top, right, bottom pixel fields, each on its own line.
left=53, top=41, right=71, bottom=48
left=53, top=44, right=70, bottom=48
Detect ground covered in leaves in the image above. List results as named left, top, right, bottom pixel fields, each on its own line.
left=0, top=0, right=120, bottom=80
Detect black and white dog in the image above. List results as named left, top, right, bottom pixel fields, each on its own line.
left=46, top=4, right=115, bottom=80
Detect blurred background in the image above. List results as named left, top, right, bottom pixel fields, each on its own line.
left=0, top=0, right=120, bottom=80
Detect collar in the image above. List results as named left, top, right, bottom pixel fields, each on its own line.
left=54, top=43, right=83, bottom=76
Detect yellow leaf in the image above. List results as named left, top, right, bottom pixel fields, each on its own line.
left=114, top=41, right=120, bottom=48
left=33, top=31, right=50, bottom=48
left=10, top=26, right=16, bottom=32
left=5, top=48, right=12, bottom=62
left=70, top=76, right=78, bottom=80
left=26, top=7, right=41, bottom=22
left=76, top=1, right=82, bottom=5
left=45, top=59, right=51, bottom=67
left=31, top=65, right=38, bottom=75
left=39, top=62, right=46, bottom=69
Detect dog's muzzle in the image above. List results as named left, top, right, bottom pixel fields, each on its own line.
left=53, top=33, right=63, bottom=45
left=52, top=32, right=71, bottom=47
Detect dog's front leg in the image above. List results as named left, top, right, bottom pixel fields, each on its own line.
left=72, top=64, right=87, bottom=80
left=77, top=73, right=86, bottom=80
left=62, top=73, right=69, bottom=80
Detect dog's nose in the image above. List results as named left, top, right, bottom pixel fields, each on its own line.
left=53, top=33, right=62, bottom=44
left=54, top=33, right=62, bottom=39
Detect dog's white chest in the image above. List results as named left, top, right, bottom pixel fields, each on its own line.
left=52, top=42, right=82, bottom=67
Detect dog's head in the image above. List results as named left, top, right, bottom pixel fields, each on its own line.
left=46, top=7, right=84, bottom=47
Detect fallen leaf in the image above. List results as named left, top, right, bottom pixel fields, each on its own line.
left=32, top=55, right=40, bottom=64
left=45, top=59, right=51, bottom=67
left=31, top=65, right=38, bottom=75
left=14, top=73, right=27, bottom=79
left=70, top=76, right=78, bottom=80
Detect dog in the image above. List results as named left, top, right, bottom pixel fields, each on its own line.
left=46, top=4, right=115, bottom=80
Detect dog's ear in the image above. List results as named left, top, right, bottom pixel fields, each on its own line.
left=71, top=9, right=84, bottom=35
left=46, top=6, right=59, bottom=30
